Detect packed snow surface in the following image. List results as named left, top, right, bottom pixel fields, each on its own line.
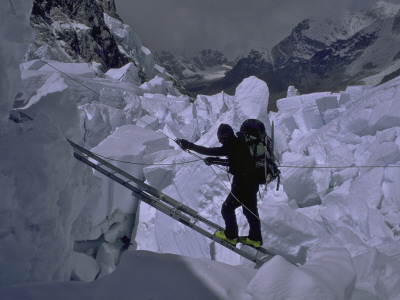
left=1, top=1, right=400, bottom=300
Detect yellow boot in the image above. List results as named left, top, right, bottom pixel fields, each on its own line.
left=214, top=230, right=238, bottom=246
left=239, top=236, right=262, bottom=248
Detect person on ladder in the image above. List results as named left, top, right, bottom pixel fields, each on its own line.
left=176, top=123, right=263, bottom=248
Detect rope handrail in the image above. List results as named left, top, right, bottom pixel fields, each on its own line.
left=279, top=164, right=400, bottom=169
left=35, top=57, right=398, bottom=258
left=94, top=152, right=202, bottom=166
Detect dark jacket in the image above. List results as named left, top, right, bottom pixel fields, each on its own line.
left=190, top=136, right=255, bottom=177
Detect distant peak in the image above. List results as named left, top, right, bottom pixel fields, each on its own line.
left=372, top=1, right=400, bottom=18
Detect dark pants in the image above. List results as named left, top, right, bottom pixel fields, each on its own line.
left=221, top=176, right=262, bottom=242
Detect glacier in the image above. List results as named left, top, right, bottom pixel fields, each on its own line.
left=1, top=1, right=400, bottom=299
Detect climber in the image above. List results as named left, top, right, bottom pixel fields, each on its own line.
left=176, top=123, right=263, bottom=248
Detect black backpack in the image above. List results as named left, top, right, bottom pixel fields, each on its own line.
left=237, top=119, right=281, bottom=190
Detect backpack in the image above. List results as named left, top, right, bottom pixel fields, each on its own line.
left=237, top=119, right=281, bottom=190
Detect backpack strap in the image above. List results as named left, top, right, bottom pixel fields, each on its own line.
left=263, top=142, right=268, bottom=191
left=276, top=173, right=280, bottom=191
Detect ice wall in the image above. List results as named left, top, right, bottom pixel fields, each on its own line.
left=1, top=45, right=190, bottom=285
left=0, top=0, right=178, bottom=284
left=0, top=66, right=105, bottom=286
left=270, top=78, right=400, bottom=296
left=0, top=0, right=33, bottom=135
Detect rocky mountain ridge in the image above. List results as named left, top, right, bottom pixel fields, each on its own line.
left=28, top=1, right=163, bottom=82
left=27, top=0, right=127, bottom=71
left=26, top=0, right=196, bottom=98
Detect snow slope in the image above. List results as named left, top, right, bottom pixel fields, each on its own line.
left=0, top=248, right=357, bottom=300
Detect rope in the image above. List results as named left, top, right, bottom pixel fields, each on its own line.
left=279, top=164, right=400, bottom=169
left=39, top=59, right=102, bottom=97
left=181, top=148, right=228, bottom=172
left=134, top=119, right=228, bottom=173
left=93, top=152, right=201, bottom=166
left=135, top=117, right=177, bottom=144
left=42, top=59, right=397, bottom=170
left=38, top=59, right=193, bottom=154
left=36, top=56, right=397, bottom=256
left=9, top=0, right=16, bottom=15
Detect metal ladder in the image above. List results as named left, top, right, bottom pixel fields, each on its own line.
left=67, top=139, right=277, bottom=265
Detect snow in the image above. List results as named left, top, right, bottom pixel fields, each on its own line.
left=0, top=248, right=358, bottom=300
left=247, top=248, right=356, bottom=300
left=0, top=251, right=256, bottom=300
left=104, top=13, right=156, bottom=78
left=182, top=64, right=233, bottom=81
left=1, top=1, right=400, bottom=299
left=21, top=59, right=99, bottom=78
left=0, top=0, right=33, bottom=135
left=233, top=76, right=270, bottom=130
left=105, top=62, right=141, bottom=85
left=302, top=1, right=400, bottom=47
left=286, top=85, right=300, bottom=97
left=140, top=76, right=179, bottom=95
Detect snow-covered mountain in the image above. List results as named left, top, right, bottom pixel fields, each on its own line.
left=154, top=49, right=234, bottom=93
left=219, top=1, right=400, bottom=110
left=1, top=1, right=400, bottom=299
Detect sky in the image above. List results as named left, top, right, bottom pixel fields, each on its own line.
left=115, top=0, right=389, bottom=59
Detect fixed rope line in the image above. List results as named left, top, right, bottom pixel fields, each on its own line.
left=34, top=56, right=329, bottom=256
left=9, top=0, right=16, bottom=15
left=93, top=152, right=201, bottom=166
left=28, top=57, right=397, bottom=260
left=183, top=148, right=228, bottom=172
left=38, top=58, right=225, bottom=172
left=279, top=164, right=400, bottom=169
left=40, top=59, right=184, bottom=150
left=32, top=54, right=301, bottom=251
left=37, top=59, right=400, bottom=172
left=39, top=58, right=205, bottom=165
left=208, top=164, right=311, bottom=252
left=135, top=118, right=227, bottom=172
left=36, top=53, right=382, bottom=252
left=135, top=117, right=177, bottom=144
left=38, top=60, right=191, bottom=149
left=39, top=59, right=102, bottom=97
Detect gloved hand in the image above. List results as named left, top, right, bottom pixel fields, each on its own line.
left=204, top=157, right=216, bottom=166
left=176, top=139, right=193, bottom=150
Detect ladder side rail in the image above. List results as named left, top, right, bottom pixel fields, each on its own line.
left=73, top=152, right=193, bottom=224
left=186, top=212, right=224, bottom=231
left=132, top=191, right=193, bottom=225
left=69, top=139, right=152, bottom=188
left=71, top=143, right=276, bottom=264
left=69, top=139, right=223, bottom=230
left=256, top=246, right=277, bottom=257
left=69, top=139, right=197, bottom=212
left=73, top=151, right=267, bottom=264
